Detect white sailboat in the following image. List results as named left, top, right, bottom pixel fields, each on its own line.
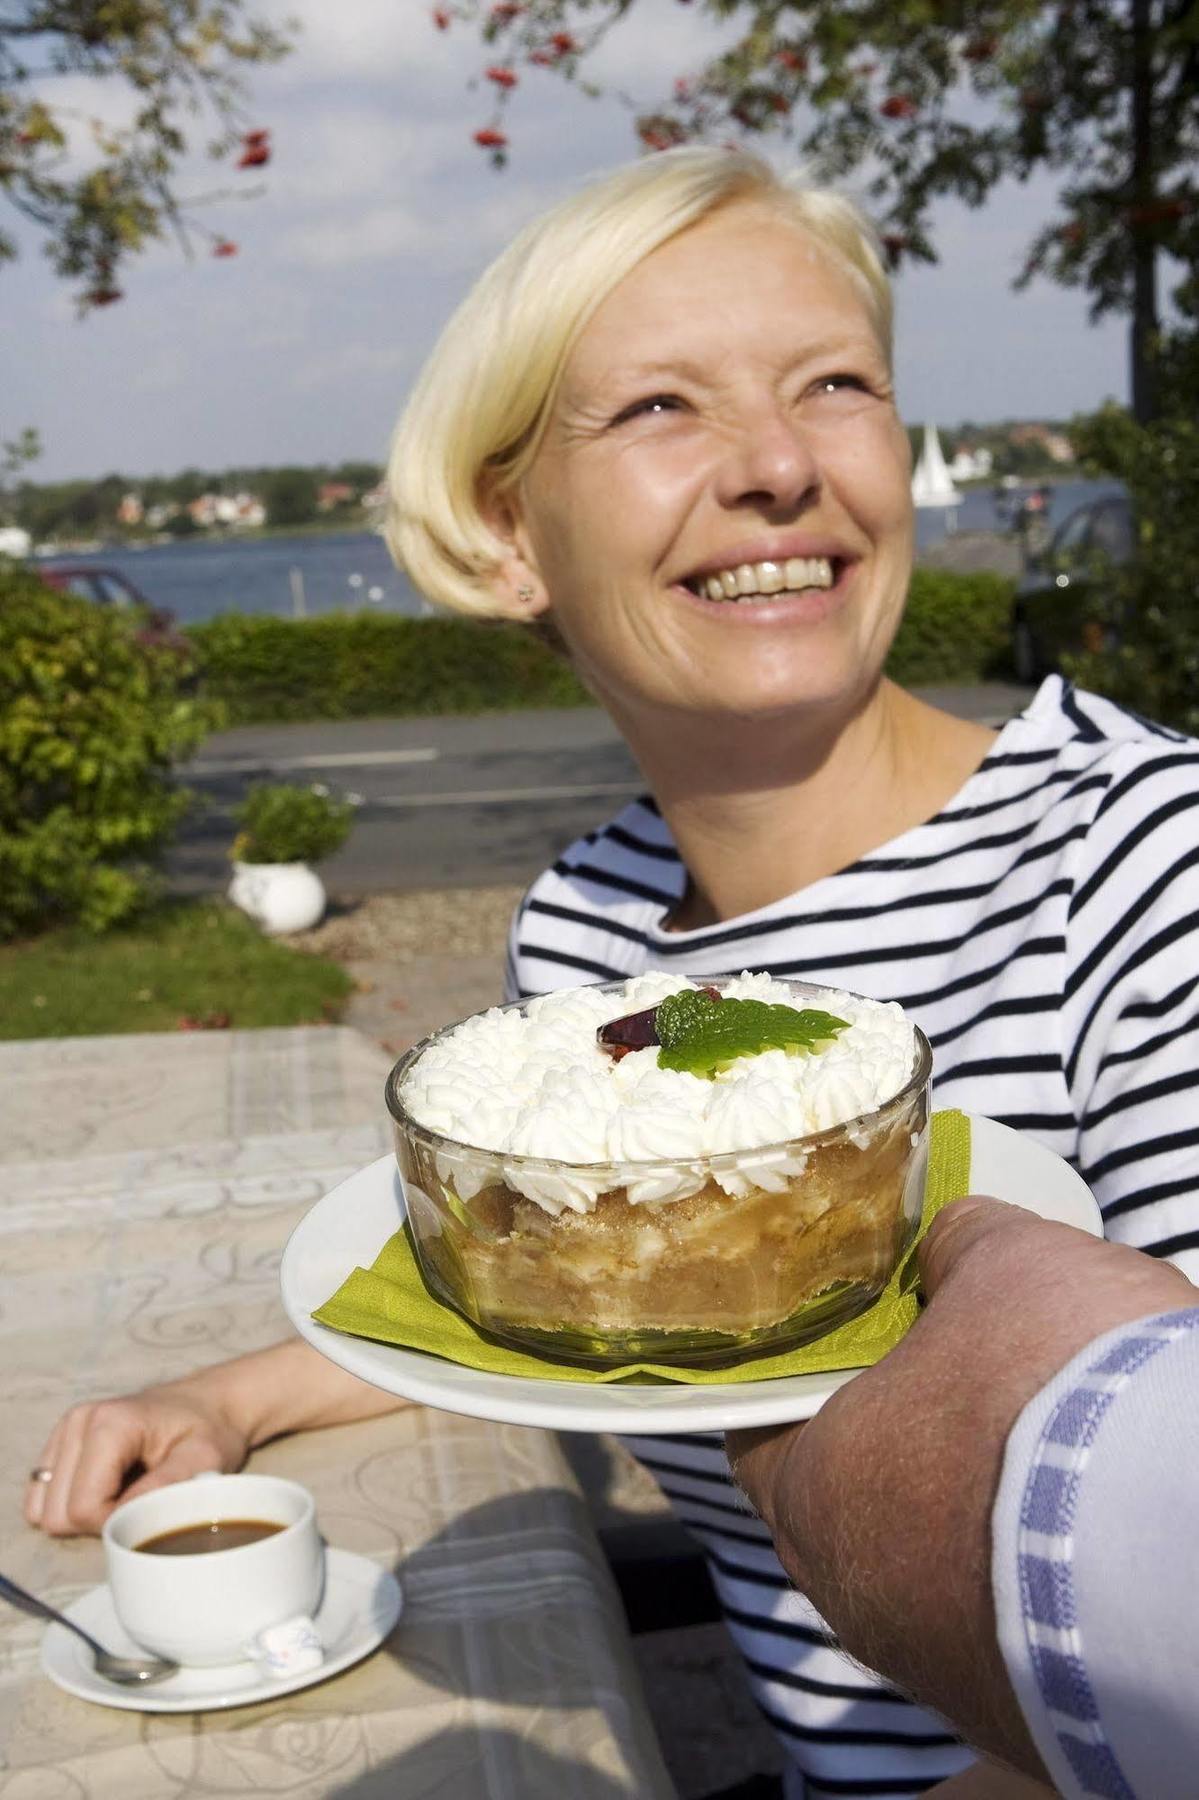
left=911, top=423, right=962, bottom=512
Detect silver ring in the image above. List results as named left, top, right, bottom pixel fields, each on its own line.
left=29, top=1466, right=54, bottom=1484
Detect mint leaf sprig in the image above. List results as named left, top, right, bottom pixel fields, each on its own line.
left=655, top=990, right=848, bottom=1079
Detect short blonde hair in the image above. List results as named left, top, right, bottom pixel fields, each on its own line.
left=386, top=147, right=891, bottom=617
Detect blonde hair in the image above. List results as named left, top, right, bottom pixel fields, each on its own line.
left=385, top=147, right=891, bottom=617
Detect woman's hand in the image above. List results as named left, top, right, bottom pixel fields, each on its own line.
left=25, top=1335, right=411, bottom=1538
left=25, top=1377, right=248, bottom=1538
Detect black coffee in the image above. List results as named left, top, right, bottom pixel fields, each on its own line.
left=134, top=1518, right=286, bottom=1556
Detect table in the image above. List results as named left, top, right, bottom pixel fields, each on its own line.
left=0, top=1029, right=675, bottom=1799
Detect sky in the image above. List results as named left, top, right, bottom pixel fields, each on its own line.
left=4, top=1, right=1132, bottom=485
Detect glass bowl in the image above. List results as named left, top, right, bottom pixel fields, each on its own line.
left=385, top=980, right=932, bottom=1369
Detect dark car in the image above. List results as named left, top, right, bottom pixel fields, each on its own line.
left=40, top=562, right=155, bottom=610
left=1011, top=494, right=1134, bottom=682
left=37, top=562, right=191, bottom=658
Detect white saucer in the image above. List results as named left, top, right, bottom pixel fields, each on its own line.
left=41, top=1546, right=401, bottom=1713
left=280, top=1115, right=1102, bottom=1436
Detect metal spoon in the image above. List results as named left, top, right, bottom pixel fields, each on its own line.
left=0, top=1570, right=179, bottom=1686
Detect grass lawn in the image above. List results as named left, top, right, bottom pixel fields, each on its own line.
left=0, top=900, right=353, bottom=1040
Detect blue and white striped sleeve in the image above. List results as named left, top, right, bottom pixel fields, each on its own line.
left=991, top=1306, right=1199, bottom=1800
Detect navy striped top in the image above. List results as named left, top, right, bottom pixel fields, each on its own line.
left=505, top=676, right=1199, bottom=1798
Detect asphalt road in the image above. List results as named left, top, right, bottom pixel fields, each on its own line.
left=170, top=684, right=1033, bottom=898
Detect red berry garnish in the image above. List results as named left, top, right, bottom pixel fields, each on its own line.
left=597, top=987, right=721, bottom=1061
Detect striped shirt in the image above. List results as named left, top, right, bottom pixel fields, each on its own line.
left=505, top=676, right=1199, bottom=1798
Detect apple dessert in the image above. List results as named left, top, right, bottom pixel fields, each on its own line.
left=386, top=973, right=931, bottom=1366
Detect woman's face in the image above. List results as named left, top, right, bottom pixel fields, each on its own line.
left=511, top=202, right=914, bottom=729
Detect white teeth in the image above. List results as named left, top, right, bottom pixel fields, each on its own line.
left=694, top=556, right=835, bottom=603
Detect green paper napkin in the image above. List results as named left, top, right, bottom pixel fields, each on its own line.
left=312, top=1109, right=972, bottom=1385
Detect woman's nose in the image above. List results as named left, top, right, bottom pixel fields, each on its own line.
left=715, top=407, right=820, bottom=515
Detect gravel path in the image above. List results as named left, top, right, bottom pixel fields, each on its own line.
left=290, top=884, right=525, bottom=963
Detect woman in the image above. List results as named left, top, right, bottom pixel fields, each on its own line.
left=27, top=150, right=1199, bottom=1800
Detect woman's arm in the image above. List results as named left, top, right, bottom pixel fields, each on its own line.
left=26, top=1337, right=407, bottom=1537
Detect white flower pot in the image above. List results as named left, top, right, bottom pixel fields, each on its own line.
left=228, top=861, right=327, bottom=935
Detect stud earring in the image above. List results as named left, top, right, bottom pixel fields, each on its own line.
left=517, top=584, right=535, bottom=603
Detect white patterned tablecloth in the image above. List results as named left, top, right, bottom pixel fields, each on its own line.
left=0, top=1029, right=674, bottom=1800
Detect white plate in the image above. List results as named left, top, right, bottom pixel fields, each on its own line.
left=41, top=1546, right=401, bottom=1713
left=280, top=1115, right=1102, bottom=1435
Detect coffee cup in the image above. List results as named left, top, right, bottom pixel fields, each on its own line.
left=102, top=1472, right=325, bottom=1668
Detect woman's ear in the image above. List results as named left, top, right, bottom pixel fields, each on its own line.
left=478, top=479, right=550, bottom=621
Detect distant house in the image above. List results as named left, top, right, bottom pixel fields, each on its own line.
left=948, top=444, right=994, bottom=482
left=117, top=493, right=144, bottom=526
left=317, top=481, right=355, bottom=512
left=1009, top=423, right=1075, bottom=464
left=187, top=492, right=266, bottom=529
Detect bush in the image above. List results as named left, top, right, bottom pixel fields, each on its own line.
left=189, top=613, right=589, bottom=723
left=190, top=571, right=1014, bottom=725
left=232, top=783, right=354, bottom=864
left=886, top=567, right=1014, bottom=686
left=1062, top=392, right=1199, bottom=734
left=0, top=566, right=208, bottom=939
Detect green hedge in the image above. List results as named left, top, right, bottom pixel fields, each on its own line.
left=190, top=569, right=1014, bottom=724
left=886, top=568, right=1014, bottom=686
left=190, top=613, right=589, bottom=723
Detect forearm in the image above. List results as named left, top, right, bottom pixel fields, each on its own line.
left=171, top=1337, right=408, bottom=1446
left=929, top=1768, right=1054, bottom=1799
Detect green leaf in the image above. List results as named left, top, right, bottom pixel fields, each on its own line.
left=656, top=993, right=848, bottom=1078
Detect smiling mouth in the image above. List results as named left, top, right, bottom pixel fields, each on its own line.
left=681, top=555, right=840, bottom=604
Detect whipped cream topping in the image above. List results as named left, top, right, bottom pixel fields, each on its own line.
left=399, top=973, right=917, bottom=1215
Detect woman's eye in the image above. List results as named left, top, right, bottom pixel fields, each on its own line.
left=610, top=393, right=684, bottom=426
left=811, top=373, right=871, bottom=397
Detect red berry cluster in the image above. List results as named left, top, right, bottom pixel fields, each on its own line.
left=879, top=94, right=918, bottom=120
left=236, top=127, right=271, bottom=169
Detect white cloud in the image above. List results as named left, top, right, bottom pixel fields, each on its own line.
left=290, top=340, right=414, bottom=389
left=266, top=0, right=463, bottom=82
left=277, top=169, right=556, bottom=271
